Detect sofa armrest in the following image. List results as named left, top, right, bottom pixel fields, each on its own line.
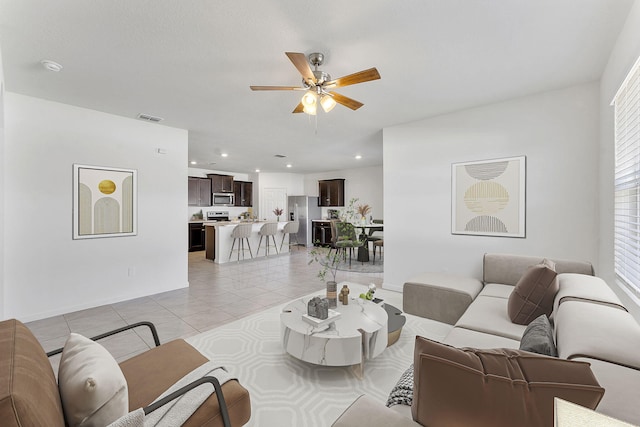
left=332, top=395, right=420, bottom=427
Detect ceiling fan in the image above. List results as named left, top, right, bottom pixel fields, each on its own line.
left=250, top=52, right=381, bottom=115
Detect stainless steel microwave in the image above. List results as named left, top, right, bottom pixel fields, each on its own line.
left=212, top=193, right=234, bottom=206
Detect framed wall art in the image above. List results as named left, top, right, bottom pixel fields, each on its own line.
left=73, top=164, right=137, bottom=239
left=451, top=156, right=526, bottom=238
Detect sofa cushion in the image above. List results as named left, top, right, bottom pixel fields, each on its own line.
left=555, top=300, right=640, bottom=370
left=332, top=395, right=421, bottom=427
left=58, top=333, right=128, bottom=427
left=478, top=283, right=514, bottom=299
left=443, top=326, right=520, bottom=349
left=519, top=315, right=557, bottom=357
left=455, top=295, right=527, bottom=340
left=403, top=272, right=483, bottom=325
left=572, top=357, right=640, bottom=426
left=0, top=319, right=66, bottom=427
left=411, top=336, right=604, bottom=427
left=483, top=253, right=594, bottom=286
left=508, top=259, right=558, bottom=325
left=553, top=273, right=626, bottom=314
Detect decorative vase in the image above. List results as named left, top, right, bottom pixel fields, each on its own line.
left=277, top=216, right=280, bottom=222
left=326, top=281, right=337, bottom=308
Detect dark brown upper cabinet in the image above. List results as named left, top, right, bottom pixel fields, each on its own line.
left=318, top=179, right=345, bottom=207
left=207, top=174, right=234, bottom=193
left=188, top=177, right=212, bottom=206
left=234, top=181, right=253, bottom=207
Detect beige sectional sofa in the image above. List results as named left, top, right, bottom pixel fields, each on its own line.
left=332, top=253, right=640, bottom=426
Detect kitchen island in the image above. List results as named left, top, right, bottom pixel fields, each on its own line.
left=204, top=221, right=290, bottom=264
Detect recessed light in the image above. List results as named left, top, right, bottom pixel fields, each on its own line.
left=355, top=155, right=362, bottom=160
left=190, top=161, right=197, bottom=165
left=286, top=164, right=292, bottom=168
left=255, top=169, right=260, bottom=173
left=40, top=59, right=63, bottom=72
left=221, top=153, right=228, bottom=158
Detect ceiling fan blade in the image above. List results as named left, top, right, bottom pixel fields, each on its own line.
left=328, top=68, right=381, bottom=88
left=292, top=103, right=304, bottom=113
left=250, top=85, right=302, bottom=91
left=330, top=92, right=364, bottom=110
left=285, top=52, right=316, bottom=85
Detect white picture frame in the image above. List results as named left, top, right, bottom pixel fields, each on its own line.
left=451, top=156, right=526, bottom=238
left=73, top=164, right=137, bottom=239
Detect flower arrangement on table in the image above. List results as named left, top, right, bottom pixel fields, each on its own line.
left=273, top=207, right=283, bottom=221
left=357, top=204, right=371, bottom=222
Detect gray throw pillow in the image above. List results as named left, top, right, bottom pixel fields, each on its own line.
left=519, top=314, right=558, bottom=357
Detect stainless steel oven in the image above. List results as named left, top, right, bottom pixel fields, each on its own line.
left=212, top=193, right=234, bottom=206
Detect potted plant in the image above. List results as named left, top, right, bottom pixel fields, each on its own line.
left=273, top=207, right=283, bottom=221
left=340, top=197, right=360, bottom=223
left=308, top=244, right=342, bottom=308
left=357, top=204, right=371, bottom=223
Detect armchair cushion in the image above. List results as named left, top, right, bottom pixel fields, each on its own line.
left=119, top=339, right=251, bottom=427
left=412, top=336, right=604, bottom=427
left=58, top=333, right=129, bottom=427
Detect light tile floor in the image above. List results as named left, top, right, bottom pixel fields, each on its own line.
left=26, top=248, right=384, bottom=372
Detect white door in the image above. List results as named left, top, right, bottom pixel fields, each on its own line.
left=261, top=188, right=287, bottom=220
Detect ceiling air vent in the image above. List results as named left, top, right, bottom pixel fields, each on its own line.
left=136, top=113, right=164, bottom=123
left=274, top=154, right=287, bottom=158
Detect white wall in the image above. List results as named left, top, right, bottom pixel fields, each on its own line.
left=383, top=82, right=600, bottom=291
left=599, top=0, right=640, bottom=319
left=304, top=165, right=384, bottom=219
left=256, top=172, right=305, bottom=219
left=4, top=93, right=189, bottom=322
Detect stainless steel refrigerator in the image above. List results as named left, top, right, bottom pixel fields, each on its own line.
left=287, top=196, right=322, bottom=247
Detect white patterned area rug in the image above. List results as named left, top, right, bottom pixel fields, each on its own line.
left=187, top=284, right=452, bottom=427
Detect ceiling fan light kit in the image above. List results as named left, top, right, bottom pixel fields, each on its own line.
left=250, top=51, right=380, bottom=116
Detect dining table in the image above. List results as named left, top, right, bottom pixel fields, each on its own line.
left=351, top=222, right=384, bottom=263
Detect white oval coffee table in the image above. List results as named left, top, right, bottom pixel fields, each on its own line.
left=280, top=292, right=388, bottom=377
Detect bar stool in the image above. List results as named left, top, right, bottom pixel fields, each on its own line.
left=228, top=223, right=253, bottom=262
left=373, top=239, right=384, bottom=264
left=280, top=221, right=300, bottom=252
left=257, top=222, right=279, bottom=256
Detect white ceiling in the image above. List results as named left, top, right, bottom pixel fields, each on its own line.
left=0, top=0, right=634, bottom=173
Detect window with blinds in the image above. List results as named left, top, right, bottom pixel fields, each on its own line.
left=614, top=55, right=640, bottom=298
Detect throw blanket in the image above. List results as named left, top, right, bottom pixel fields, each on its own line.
left=108, top=361, right=236, bottom=427
left=386, top=364, right=413, bottom=408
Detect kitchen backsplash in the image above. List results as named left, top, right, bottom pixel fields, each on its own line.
left=188, top=206, right=251, bottom=221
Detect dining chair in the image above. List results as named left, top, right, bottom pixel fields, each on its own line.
left=373, top=239, right=384, bottom=264
left=367, top=219, right=383, bottom=253
left=335, top=222, right=364, bottom=267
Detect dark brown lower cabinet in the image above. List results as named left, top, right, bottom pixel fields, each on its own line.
left=188, top=223, right=205, bottom=251
left=312, top=221, right=332, bottom=246
left=205, top=226, right=216, bottom=261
